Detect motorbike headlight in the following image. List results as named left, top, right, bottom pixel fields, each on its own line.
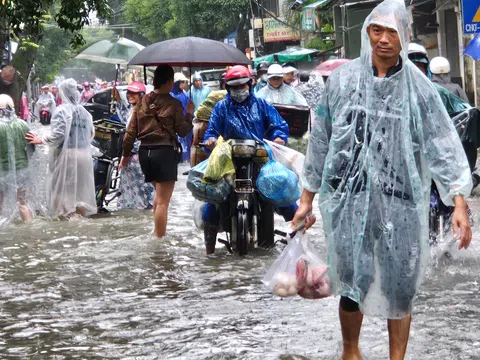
left=255, top=148, right=268, bottom=157
left=232, top=144, right=256, bottom=157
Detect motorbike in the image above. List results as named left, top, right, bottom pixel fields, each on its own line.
left=429, top=107, right=480, bottom=246
left=39, top=106, right=52, bottom=125
left=91, top=119, right=126, bottom=211
left=91, top=140, right=121, bottom=211
left=202, top=139, right=276, bottom=256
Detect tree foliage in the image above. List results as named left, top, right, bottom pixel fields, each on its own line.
left=124, top=0, right=249, bottom=43
left=0, top=0, right=111, bottom=112
left=33, top=26, right=116, bottom=85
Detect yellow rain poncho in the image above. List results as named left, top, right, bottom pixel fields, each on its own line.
left=301, top=0, right=472, bottom=318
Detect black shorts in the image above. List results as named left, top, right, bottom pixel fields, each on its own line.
left=138, top=146, right=177, bottom=183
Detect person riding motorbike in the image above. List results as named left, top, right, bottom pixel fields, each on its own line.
left=35, top=86, right=56, bottom=123
left=256, top=64, right=308, bottom=106
left=202, top=65, right=296, bottom=255
left=254, top=62, right=269, bottom=95
left=282, top=62, right=300, bottom=87
left=79, top=82, right=95, bottom=104
left=408, top=44, right=470, bottom=113
left=430, top=56, right=470, bottom=104
left=190, top=72, right=211, bottom=112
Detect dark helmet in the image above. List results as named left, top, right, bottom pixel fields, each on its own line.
left=256, top=62, right=270, bottom=72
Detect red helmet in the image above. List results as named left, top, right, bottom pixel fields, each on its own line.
left=83, top=82, right=90, bottom=88
left=225, top=66, right=252, bottom=86
left=127, top=81, right=147, bottom=94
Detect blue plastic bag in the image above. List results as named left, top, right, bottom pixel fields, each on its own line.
left=187, top=159, right=232, bottom=204
left=257, top=158, right=301, bottom=207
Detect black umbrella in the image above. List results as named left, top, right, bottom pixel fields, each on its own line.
left=128, top=36, right=251, bottom=67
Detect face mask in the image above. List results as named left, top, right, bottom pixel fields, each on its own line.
left=230, top=88, right=250, bottom=103
left=261, top=74, right=268, bottom=82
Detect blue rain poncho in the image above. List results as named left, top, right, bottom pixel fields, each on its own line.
left=254, top=80, right=268, bottom=95
left=204, top=93, right=289, bottom=144
left=302, top=0, right=472, bottom=319
left=190, top=73, right=212, bottom=112
left=256, top=83, right=308, bottom=107
left=171, top=82, right=192, bottom=162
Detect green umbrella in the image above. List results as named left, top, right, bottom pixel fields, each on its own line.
left=253, top=47, right=318, bottom=67
left=76, top=37, right=145, bottom=66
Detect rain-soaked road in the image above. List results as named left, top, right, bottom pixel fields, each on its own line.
left=0, top=160, right=479, bottom=359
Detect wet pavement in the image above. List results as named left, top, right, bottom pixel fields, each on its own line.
left=0, top=159, right=479, bottom=359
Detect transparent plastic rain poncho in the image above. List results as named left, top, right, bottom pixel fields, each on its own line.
left=34, top=91, right=56, bottom=120
left=0, top=108, right=35, bottom=226
left=42, top=79, right=97, bottom=218
left=301, top=0, right=472, bottom=319
left=190, top=73, right=211, bottom=112
left=296, top=72, right=325, bottom=109
left=256, top=83, right=308, bottom=107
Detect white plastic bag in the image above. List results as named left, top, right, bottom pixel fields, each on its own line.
left=192, top=199, right=206, bottom=230
left=263, top=138, right=305, bottom=176
left=262, top=234, right=331, bottom=299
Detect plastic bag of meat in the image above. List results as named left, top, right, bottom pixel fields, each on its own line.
left=296, top=247, right=331, bottom=299
left=262, top=235, right=304, bottom=298
left=262, top=234, right=331, bottom=299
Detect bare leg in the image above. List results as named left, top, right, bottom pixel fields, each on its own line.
left=75, top=206, right=86, bottom=217
left=339, top=306, right=364, bottom=360
left=388, top=315, right=411, bottom=360
left=153, top=181, right=175, bottom=238
left=17, top=187, right=33, bottom=222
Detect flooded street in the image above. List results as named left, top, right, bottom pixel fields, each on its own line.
left=0, top=162, right=479, bottom=359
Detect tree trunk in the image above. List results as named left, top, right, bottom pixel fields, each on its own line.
left=1, top=38, right=39, bottom=116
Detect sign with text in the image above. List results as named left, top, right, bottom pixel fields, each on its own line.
left=263, top=18, right=300, bottom=43
left=462, top=0, right=480, bottom=34
left=302, top=8, right=316, bottom=31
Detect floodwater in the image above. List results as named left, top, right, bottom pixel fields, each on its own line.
left=0, top=150, right=479, bottom=359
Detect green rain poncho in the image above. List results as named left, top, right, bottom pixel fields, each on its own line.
left=302, top=0, right=472, bottom=318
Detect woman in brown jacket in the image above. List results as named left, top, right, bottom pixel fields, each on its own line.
left=121, top=65, right=194, bottom=238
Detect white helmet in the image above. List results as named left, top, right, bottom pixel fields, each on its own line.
left=267, top=64, right=284, bottom=79
left=430, top=57, right=451, bottom=74
left=0, top=94, right=14, bottom=110
left=408, top=43, right=427, bottom=56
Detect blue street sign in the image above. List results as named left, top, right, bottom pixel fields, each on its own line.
left=463, top=0, right=480, bottom=34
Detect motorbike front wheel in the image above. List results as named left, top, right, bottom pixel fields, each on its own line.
left=233, top=208, right=249, bottom=256
left=258, top=202, right=275, bottom=248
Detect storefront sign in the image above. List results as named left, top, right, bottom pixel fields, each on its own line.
left=263, top=18, right=300, bottom=43
left=462, top=0, right=480, bottom=34
left=302, top=8, right=316, bottom=31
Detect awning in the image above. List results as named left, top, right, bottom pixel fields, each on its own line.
left=304, top=0, right=329, bottom=9
left=253, top=47, right=318, bottom=67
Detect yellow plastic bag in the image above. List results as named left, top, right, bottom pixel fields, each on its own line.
left=203, top=137, right=235, bottom=184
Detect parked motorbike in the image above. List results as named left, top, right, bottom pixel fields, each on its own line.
left=202, top=139, right=275, bottom=256
left=91, top=119, right=126, bottom=211
left=429, top=107, right=480, bottom=246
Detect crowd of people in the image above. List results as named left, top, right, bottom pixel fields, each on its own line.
left=0, top=0, right=476, bottom=357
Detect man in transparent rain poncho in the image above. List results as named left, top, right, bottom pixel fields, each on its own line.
left=0, top=94, right=34, bottom=225
left=26, top=79, right=97, bottom=219
left=256, top=64, right=308, bottom=106
left=292, top=0, right=472, bottom=358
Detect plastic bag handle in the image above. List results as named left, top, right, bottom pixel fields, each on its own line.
left=263, top=141, right=273, bottom=160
